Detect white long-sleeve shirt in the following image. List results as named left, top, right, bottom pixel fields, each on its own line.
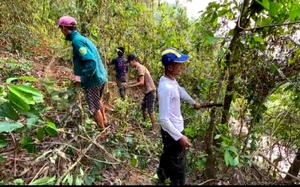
left=158, top=76, right=196, bottom=141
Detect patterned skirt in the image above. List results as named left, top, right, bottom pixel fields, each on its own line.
left=85, top=84, right=105, bottom=114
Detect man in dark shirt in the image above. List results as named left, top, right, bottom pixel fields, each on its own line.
left=109, top=47, right=128, bottom=99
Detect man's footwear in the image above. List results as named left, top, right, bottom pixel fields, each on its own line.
left=151, top=173, right=169, bottom=185
left=151, top=173, right=163, bottom=185
left=150, top=130, right=157, bottom=136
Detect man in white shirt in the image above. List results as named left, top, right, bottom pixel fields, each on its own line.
left=155, top=47, right=202, bottom=185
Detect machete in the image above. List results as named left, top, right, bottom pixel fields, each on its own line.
left=199, top=103, right=223, bottom=108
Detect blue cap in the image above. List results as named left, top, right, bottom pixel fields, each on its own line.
left=161, top=47, right=189, bottom=66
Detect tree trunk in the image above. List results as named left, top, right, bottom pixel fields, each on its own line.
left=284, top=148, right=300, bottom=182
left=204, top=108, right=217, bottom=179
left=221, top=0, right=251, bottom=125
left=203, top=70, right=224, bottom=179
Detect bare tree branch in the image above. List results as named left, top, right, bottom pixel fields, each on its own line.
left=257, top=152, right=300, bottom=182
left=239, top=21, right=300, bottom=31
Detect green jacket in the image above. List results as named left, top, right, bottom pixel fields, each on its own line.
left=66, top=31, right=108, bottom=89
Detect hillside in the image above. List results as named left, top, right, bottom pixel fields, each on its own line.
left=0, top=48, right=156, bottom=185
left=0, top=44, right=287, bottom=185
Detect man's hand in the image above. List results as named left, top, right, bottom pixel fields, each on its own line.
left=71, top=76, right=81, bottom=84
left=193, top=101, right=220, bottom=109
left=193, top=103, right=202, bottom=109
left=121, top=82, right=128, bottom=88
left=179, top=135, right=191, bottom=148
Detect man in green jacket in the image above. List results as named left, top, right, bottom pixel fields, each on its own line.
left=58, top=16, right=108, bottom=129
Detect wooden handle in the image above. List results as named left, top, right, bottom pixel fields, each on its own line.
left=200, top=103, right=223, bottom=108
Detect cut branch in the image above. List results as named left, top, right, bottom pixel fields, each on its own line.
left=55, top=129, right=109, bottom=185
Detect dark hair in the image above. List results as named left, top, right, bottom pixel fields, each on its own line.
left=127, top=54, right=137, bottom=62
left=59, top=24, right=77, bottom=31
left=117, top=47, right=124, bottom=53
left=66, top=26, right=77, bottom=31
left=117, top=47, right=124, bottom=57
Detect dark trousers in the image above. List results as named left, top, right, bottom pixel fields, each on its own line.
left=117, top=85, right=126, bottom=99
left=116, top=77, right=127, bottom=99
left=157, top=129, right=187, bottom=185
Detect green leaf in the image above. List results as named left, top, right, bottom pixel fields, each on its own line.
left=213, top=16, right=218, bottom=27
left=0, top=85, right=5, bottom=94
left=221, top=135, right=232, bottom=144
left=214, top=134, right=221, bottom=139
left=21, top=136, right=33, bottom=148
left=75, top=177, right=83, bottom=185
left=18, top=76, right=38, bottom=82
left=210, top=13, right=218, bottom=27
left=269, top=64, right=278, bottom=73
left=184, top=127, right=195, bottom=138
left=208, top=37, right=221, bottom=44
left=0, top=139, right=7, bottom=148
left=0, top=155, right=5, bottom=163
left=67, top=174, right=73, bottom=185
left=22, top=107, right=40, bottom=118
left=33, top=95, right=44, bottom=103
left=2, top=102, right=20, bottom=120
left=289, top=6, right=300, bottom=21
left=231, top=156, right=239, bottom=166
left=130, top=155, right=139, bottom=167
left=45, top=121, right=58, bottom=136
left=0, top=110, right=6, bottom=118
left=253, top=36, right=264, bottom=44
left=6, top=76, right=38, bottom=84
left=227, top=11, right=234, bottom=19
left=261, top=0, right=270, bottom=10
left=228, top=29, right=235, bottom=36
left=224, top=150, right=231, bottom=166
left=29, top=176, right=56, bottom=185
left=84, top=174, right=95, bottom=185
left=62, top=173, right=73, bottom=185
left=125, top=135, right=133, bottom=144
left=79, top=167, right=84, bottom=176
left=269, top=2, right=280, bottom=17
left=283, top=84, right=294, bottom=92
left=227, top=146, right=238, bottom=155
left=7, top=102, right=20, bottom=118
left=7, top=92, right=30, bottom=111
left=0, top=122, right=24, bottom=133
left=10, top=85, right=42, bottom=97
left=217, top=8, right=229, bottom=17
left=25, top=144, right=36, bottom=153
left=26, top=117, right=39, bottom=128
left=6, top=78, right=20, bottom=84
left=21, top=136, right=36, bottom=153
left=8, top=85, right=35, bottom=105
left=36, top=128, right=44, bottom=141
left=288, top=59, right=296, bottom=65
left=13, top=178, right=24, bottom=185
